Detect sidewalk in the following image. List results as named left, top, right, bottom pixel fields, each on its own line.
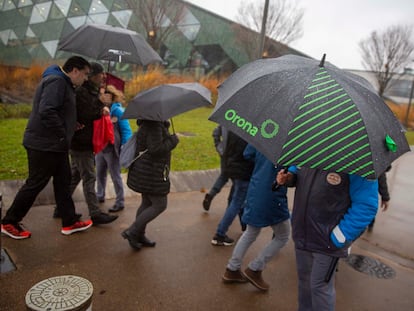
left=1, top=152, right=414, bottom=310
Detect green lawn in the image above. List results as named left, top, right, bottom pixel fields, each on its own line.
left=1, top=110, right=413, bottom=181
left=0, top=108, right=220, bottom=180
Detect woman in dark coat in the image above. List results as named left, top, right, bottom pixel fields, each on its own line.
left=123, top=119, right=179, bottom=250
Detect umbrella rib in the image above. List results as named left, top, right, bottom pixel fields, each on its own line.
left=289, top=100, right=354, bottom=135
left=296, top=93, right=348, bottom=120
left=279, top=121, right=364, bottom=163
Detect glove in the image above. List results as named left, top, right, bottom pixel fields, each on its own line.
left=170, top=134, right=179, bottom=147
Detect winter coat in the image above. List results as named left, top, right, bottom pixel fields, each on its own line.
left=70, top=80, right=104, bottom=152
left=127, top=120, right=179, bottom=195
left=110, top=102, right=132, bottom=145
left=289, top=166, right=378, bottom=257
left=241, top=145, right=290, bottom=227
left=23, top=65, right=76, bottom=152
left=221, top=131, right=253, bottom=181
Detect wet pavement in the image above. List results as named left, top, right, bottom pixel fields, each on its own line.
left=1, top=151, right=414, bottom=310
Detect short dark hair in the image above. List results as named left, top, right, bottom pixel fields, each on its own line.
left=62, top=56, right=90, bottom=73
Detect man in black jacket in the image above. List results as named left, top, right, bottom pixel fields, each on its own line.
left=65, top=62, right=117, bottom=225
left=1, top=56, right=94, bottom=239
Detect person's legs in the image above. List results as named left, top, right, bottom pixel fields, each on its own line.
left=215, top=179, right=249, bottom=237
left=105, top=151, right=124, bottom=209
left=295, top=248, right=314, bottom=311
left=71, top=150, right=101, bottom=216
left=295, top=249, right=336, bottom=311
left=227, top=225, right=261, bottom=271
left=203, top=171, right=228, bottom=211
left=249, top=220, right=290, bottom=271
left=129, top=194, right=167, bottom=238
left=2, top=148, right=53, bottom=225
left=52, top=151, right=78, bottom=227
left=310, top=253, right=336, bottom=311
left=95, top=151, right=108, bottom=202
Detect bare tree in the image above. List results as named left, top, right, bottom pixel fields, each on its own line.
left=126, top=0, right=186, bottom=53
left=359, top=24, right=414, bottom=97
left=234, top=0, right=304, bottom=60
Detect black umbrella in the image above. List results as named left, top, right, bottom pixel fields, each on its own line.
left=123, top=82, right=212, bottom=131
left=58, top=24, right=162, bottom=66
left=209, top=54, right=409, bottom=179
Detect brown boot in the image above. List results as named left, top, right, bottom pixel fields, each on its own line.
left=222, top=268, right=248, bottom=283
left=243, top=267, right=269, bottom=291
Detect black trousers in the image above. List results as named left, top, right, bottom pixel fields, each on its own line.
left=2, top=148, right=77, bottom=227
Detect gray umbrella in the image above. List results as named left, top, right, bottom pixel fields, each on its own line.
left=209, top=54, right=410, bottom=179
left=58, top=24, right=162, bottom=66
left=123, top=82, right=212, bottom=121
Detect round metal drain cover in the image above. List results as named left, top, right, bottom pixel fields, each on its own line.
left=25, top=275, right=93, bottom=311
left=343, top=254, right=396, bottom=279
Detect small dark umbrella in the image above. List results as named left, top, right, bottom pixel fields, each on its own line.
left=123, top=82, right=212, bottom=132
left=58, top=24, right=162, bottom=66
left=209, top=54, right=409, bottom=179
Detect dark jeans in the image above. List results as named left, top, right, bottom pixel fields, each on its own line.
left=2, top=148, right=78, bottom=227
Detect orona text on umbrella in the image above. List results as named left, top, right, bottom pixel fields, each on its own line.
left=224, top=108, right=280, bottom=139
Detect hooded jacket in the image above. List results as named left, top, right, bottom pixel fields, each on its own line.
left=241, top=145, right=290, bottom=227
left=23, top=65, right=76, bottom=152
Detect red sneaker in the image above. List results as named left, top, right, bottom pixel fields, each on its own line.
left=1, top=223, right=31, bottom=240
left=61, top=220, right=93, bottom=235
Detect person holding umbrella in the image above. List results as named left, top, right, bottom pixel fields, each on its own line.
left=123, top=119, right=179, bottom=250
left=276, top=167, right=378, bottom=311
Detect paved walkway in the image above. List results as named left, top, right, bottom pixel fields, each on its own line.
left=1, top=151, right=414, bottom=310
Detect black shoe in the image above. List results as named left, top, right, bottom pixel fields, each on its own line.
left=98, top=197, right=105, bottom=203
left=108, top=205, right=124, bottom=213
left=138, top=236, right=156, bottom=247
left=53, top=207, right=82, bottom=220
left=211, top=234, right=234, bottom=246
left=203, top=193, right=213, bottom=211
left=91, top=212, right=118, bottom=225
left=121, top=231, right=142, bottom=250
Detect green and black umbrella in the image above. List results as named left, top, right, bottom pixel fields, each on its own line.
left=209, top=54, right=409, bottom=179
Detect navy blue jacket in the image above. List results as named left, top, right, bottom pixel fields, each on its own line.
left=289, top=166, right=378, bottom=257
left=242, top=145, right=290, bottom=227
left=23, top=65, right=76, bottom=152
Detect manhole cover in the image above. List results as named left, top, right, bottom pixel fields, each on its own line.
left=343, top=254, right=396, bottom=279
left=25, top=275, right=93, bottom=311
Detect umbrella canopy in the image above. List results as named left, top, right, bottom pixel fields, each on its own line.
left=123, top=82, right=212, bottom=121
left=209, top=54, right=410, bottom=179
left=58, top=24, right=162, bottom=66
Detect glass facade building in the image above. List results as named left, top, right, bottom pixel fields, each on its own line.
left=0, top=0, right=305, bottom=74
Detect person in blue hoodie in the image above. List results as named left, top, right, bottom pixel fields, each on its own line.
left=1, top=56, right=94, bottom=239
left=96, top=84, right=132, bottom=212
left=222, top=145, right=290, bottom=291
left=276, top=166, right=378, bottom=311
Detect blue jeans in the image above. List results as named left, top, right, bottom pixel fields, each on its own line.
left=209, top=172, right=228, bottom=197
left=95, top=145, right=124, bottom=208
left=216, top=179, right=249, bottom=237
left=295, top=248, right=337, bottom=311
left=227, top=220, right=290, bottom=271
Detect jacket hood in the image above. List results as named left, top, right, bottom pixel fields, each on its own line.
left=42, top=65, right=71, bottom=84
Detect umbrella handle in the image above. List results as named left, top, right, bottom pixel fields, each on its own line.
left=170, top=118, right=175, bottom=134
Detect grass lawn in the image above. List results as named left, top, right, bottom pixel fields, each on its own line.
left=1, top=109, right=413, bottom=180
left=0, top=107, right=220, bottom=180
